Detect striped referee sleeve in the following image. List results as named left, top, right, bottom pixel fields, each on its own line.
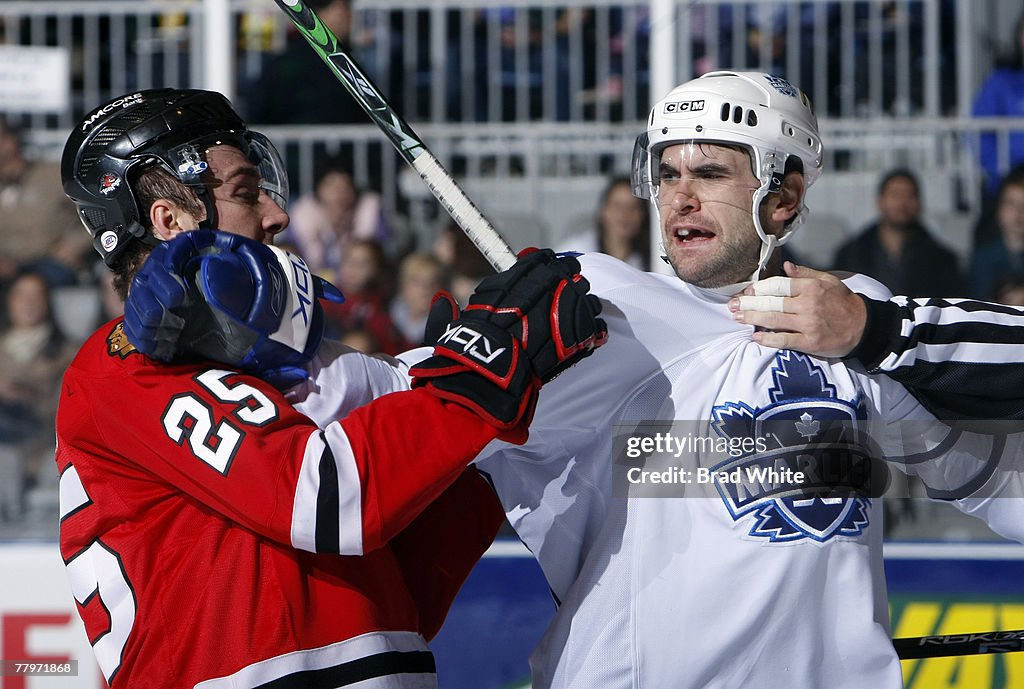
left=848, top=296, right=1024, bottom=420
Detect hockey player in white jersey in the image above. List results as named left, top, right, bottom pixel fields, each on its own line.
left=121, top=72, right=1024, bottom=688
left=467, top=71, right=1024, bottom=689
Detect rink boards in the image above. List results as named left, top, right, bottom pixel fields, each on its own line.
left=0, top=540, right=1021, bottom=689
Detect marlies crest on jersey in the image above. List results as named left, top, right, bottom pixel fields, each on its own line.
left=710, top=351, right=872, bottom=543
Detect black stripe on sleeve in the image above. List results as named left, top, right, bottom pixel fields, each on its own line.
left=900, top=320, right=1024, bottom=348
left=256, top=650, right=437, bottom=689
left=935, top=299, right=1024, bottom=317
left=904, top=299, right=1024, bottom=347
left=858, top=298, right=1024, bottom=420
left=314, top=432, right=341, bottom=554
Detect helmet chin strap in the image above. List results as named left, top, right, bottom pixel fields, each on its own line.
left=195, top=185, right=220, bottom=233
left=748, top=175, right=806, bottom=284
left=748, top=178, right=776, bottom=283
left=751, top=233, right=778, bottom=283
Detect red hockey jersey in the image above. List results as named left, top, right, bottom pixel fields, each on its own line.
left=56, top=320, right=504, bottom=688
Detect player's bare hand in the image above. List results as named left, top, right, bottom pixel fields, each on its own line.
left=727, top=261, right=866, bottom=357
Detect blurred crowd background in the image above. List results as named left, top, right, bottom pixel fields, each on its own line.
left=1, top=0, right=1023, bottom=542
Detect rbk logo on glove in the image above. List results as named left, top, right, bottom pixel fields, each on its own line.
left=266, top=247, right=316, bottom=355
left=436, top=323, right=508, bottom=365
left=410, top=248, right=607, bottom=443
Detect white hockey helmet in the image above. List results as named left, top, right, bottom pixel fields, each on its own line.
left=631, top=71, right=823, bottom=278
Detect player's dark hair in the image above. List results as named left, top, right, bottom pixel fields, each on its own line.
left=784, top=155, right=804, bottom=177
left=108, top=243, right=150, bottom=302
left=134, top=165, right=205, bottom=230
left=107, top=166, right=205, bottom=301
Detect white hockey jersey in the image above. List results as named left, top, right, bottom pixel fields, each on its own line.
left=464, top=253, right=1024, bottom=689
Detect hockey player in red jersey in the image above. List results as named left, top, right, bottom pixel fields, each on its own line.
left=56, top=89, right=606, bottom=689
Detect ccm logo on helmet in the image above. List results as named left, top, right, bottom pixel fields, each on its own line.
left=663, top=99, right=705, bottom=114
left=81, top=93, right=145, bottom=132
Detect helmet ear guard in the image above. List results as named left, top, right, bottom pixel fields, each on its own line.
left=61, top=89, right=288, bottom=266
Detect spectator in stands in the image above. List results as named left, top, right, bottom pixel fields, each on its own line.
left=968, top=165, right=1024, bottom=299
left=243, top=0, right=369, bottom=125
left=557, top=175, right=650, bottom=270
left=832, top=168, right=964, bottom=296
left=467, top=7, right=596, bottom=121
left=0, top=270, right=75, bottom=523
left=322, top=238, right=407, bottom=355
left=475, top=8, right=546, bottom=121
left=990, top=275, right=1024, bottom=306
left=390, top=253, right=444, bottom=348
left=241, top=0, right=394, bottom=192
left=736, top=5, right=787, bottom=75
left=581, top=6, right=652, bottom=121
left=432, top=221, right=491, bottom=306
left=431, top=222, right=461, bottom=269
left=284, top=157, right=391, bottom=281
left=972, top=12, right=1024, bottom=200
left=0, top=117, right=86, bottom=286
left=337, top=328, right=382, bottom=355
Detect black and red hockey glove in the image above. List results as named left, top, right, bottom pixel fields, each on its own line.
left=489, top=249, right=608, bottom=384
left=410, top=249, right=607, bottom=443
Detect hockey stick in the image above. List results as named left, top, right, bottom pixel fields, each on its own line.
left=894, top=628, right=1024, bottom=659
left=271, top=0, right=517, bottom=271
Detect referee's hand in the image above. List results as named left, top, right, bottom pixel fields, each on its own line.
left=727, top=261, right=867, bottom=358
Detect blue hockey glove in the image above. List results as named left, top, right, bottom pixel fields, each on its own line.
left=124, top=229, right=344, bottom=389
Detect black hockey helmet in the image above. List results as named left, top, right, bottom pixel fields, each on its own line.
left=61, top=88, right=288, bottom=265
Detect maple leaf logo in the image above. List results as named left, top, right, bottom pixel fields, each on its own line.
left=795, top=412, right=820, bottom=439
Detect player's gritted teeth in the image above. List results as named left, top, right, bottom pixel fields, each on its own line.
left=670, top=223, right=716, bottom=246
left=674, top=226, right=714, bottom=241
